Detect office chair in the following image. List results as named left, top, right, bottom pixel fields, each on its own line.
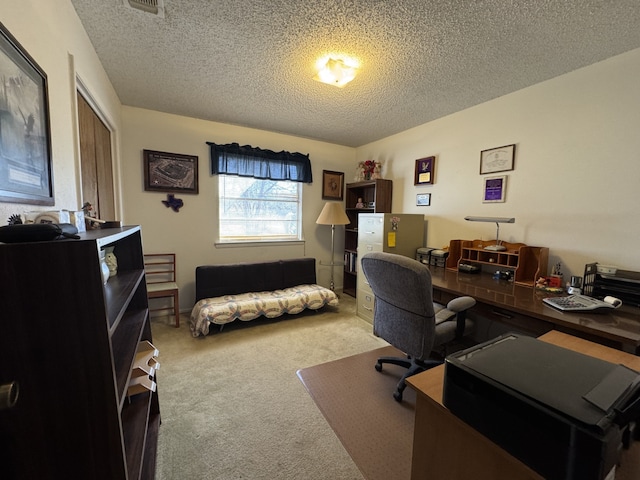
left=361, top=252, right=476, bottom=401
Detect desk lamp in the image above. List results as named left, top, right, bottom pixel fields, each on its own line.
left=316, top=202, right=350, bottom=291
left=465, top=216, right=515, bottom=251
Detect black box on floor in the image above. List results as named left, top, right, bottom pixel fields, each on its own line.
left=443, top=334, right=640, bottom=480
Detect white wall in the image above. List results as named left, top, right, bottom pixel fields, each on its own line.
left=0, top=0, right=123, bottom=222
left=3, top=1, right=640, bottom=310
left=357, top=48, right=640, bottom=281
left=120, top=107, right=355, bottom=308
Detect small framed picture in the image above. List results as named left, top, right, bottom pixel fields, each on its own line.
left=480, top=144, right=515, bottom=174
left=416, top=193, right=431, bottom=206
left=483, top=175, right=507, bottom=203
left=144, top=150, right=199, bottom=193
left=414, top=156, right=436, bottom=185
left=322, top=170, right=344, bottom=200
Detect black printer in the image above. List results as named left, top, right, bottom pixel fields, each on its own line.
left=443, top=334, right=640, bottom=480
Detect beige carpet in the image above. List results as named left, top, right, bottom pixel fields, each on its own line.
left=297, top=346, right=416, bottom=480
left=150, top=295, right=389, bottom=479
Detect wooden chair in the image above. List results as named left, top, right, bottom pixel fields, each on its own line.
left=144, top=253, right=180, bottom=327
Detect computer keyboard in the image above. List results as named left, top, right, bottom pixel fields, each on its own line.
left=543, top=294, right=622, bottom=312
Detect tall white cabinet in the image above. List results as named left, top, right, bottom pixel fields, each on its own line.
left=356, top=213, right=425, bottom=323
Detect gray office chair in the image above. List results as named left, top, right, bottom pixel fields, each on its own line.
left=361, top=252, right=476, bottom=401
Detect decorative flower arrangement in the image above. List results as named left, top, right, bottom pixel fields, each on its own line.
left=356, top=160, right=382, bottom=181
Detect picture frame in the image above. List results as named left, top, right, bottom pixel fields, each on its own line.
left=0, top=22, right=54, bottom=206
left=143, top=149, right=199, bottom=194
left=322, top=170, right=344, bottom=200
left=480, top=144, right=515, bottom=174
left=414, top=156, right=435, bottom=185
left=483, top=175, right=507, bottom=203
left=416, top=193, right=431, bottom=206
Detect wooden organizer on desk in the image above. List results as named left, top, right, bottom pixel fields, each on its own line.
left=446, top=239, right=549, bottom=287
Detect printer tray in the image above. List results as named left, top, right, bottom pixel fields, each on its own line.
left=443, top=334, right=640, bottom=480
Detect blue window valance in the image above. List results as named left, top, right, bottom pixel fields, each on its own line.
left=207, top=142, right=313, bottom=183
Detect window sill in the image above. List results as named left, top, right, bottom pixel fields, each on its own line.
left=215, top=240, right=305, bottom=248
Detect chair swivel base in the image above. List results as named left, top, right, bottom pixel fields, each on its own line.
left=375, top=355, right=442, bottom=402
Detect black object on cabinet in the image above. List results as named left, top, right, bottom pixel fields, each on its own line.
left=0, top=226, right=159, bottom=479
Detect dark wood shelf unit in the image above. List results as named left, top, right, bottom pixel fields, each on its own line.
left=343, top=179, right=393, bottom=297
left=0, top=226, right=159, bottom=479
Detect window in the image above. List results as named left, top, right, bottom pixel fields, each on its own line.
left=218, top=175, right=302, bottom=242
left=207, top=142, right=312, bottom=244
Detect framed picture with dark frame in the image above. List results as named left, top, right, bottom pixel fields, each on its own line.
left=0, top=22, right=54, bottom=206
left=483, top=175, right=507, bottom=203
left=416, top=193, right=431, bottom=206
left=322, top=170, right=344, bottom=200
left=414, top=156, right=435, bottom=185
left=480, top=144, right=515, bottom=174
left=143, top=149, right=199, bottom=194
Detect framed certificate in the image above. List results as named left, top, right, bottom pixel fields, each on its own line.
left=480, top=144, right=515, bottom=174
left=483, top=175, right=507, bottom=203
left=416, top=193, right=431, bottom=206
left=414, top=156, right=435, bottom=185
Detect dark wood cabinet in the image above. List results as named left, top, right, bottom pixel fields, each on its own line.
left=0, top=226, right=158, bottom=479
left=343, top=179, right=392, bottom=297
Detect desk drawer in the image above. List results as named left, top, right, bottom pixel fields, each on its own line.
left=356, top=288, right=375, bottom=324
left=470, top=303, right=553, bottom=343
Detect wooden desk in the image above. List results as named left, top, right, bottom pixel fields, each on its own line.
left=428, top=266, right=640, bottom=353
left=407, top=331, right=640, bottom=480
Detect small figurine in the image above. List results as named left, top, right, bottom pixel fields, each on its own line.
left=355, top=197, right=364, bottom=209
left=105, top=246, right=118, bottom=277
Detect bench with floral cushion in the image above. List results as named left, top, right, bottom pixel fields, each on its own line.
left=189, top=258, right=339, bottom=337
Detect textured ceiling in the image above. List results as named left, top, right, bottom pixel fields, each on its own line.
left=70, top=0, right=640, bottom=147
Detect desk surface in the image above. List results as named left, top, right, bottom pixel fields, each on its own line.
left=428, top=266, right=640, bottom=351
left=407, top=331, right=640, bottom=480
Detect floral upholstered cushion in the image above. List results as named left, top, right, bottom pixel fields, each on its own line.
left=189, top=284, right=339, bottom=337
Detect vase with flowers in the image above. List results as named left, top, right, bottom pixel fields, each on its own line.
left=357, top=160, right=382, bottom=181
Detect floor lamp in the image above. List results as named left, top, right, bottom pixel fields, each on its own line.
left=316, top=202, right=350, bottom=291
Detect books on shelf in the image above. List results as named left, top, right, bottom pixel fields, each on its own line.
left=344, top=251, right=357, bottom=273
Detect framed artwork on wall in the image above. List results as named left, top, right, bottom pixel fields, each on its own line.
left=0, top=22, right=54, bottom=206
left=414, top=156, right=435, bottom=185
left=143, top=149, right=199, bottom=194
left=480, top=144, right=515, bottom=174
left=483, top=175, right=507, bottom=203
left=416, top=193, right=431, bottom=206
left=322, top=170, right=344, bottom=200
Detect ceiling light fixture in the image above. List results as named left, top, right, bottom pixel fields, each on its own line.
left=314, top=57, right=359, bottom=88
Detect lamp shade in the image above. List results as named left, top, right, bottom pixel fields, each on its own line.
left=316, top=202, right=349, bottom=225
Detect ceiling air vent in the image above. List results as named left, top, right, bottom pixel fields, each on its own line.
left=125, top=0, right=165, bottom=18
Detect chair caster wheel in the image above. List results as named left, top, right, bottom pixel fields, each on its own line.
left=375, top=362, right=382, bottom=372
left=393, top=391, right=403, bottom=402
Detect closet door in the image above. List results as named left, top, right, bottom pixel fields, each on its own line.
left=78, top=92, right=115, bottom=220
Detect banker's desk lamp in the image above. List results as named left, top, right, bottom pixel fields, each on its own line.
left=465, top=216, right=515, bottom=251
left=316, top=202, right=350, bottom=291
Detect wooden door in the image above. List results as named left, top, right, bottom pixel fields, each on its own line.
left=77, top=92, right=115, bottom=220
